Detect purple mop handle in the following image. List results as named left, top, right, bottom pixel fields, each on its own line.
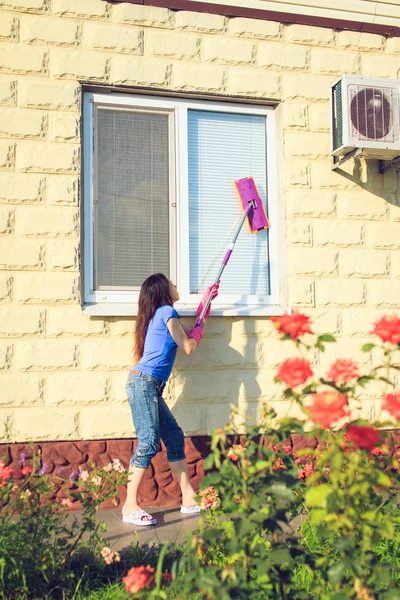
left=195, top=203, right=252, bottom=326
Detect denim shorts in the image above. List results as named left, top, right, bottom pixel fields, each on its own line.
left=126, top=371, right=185, bottom=469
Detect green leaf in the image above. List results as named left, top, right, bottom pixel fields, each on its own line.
left=269, top=548, right=292, bottom=565
left=328, top=560, right=347, bottom=585
left=331, top=594, right=348, bottom=600
left=201, top=472, right=221, bottom=487
left=255, top=460, right=270, bottom=471
left=305, top=485, right=331, bottom=508
left=318, top=335, right=336, bottom=343
left=268, top=483, right=295, bottom=502
left=357, top=376, right=371, bottom=387
left=361, top=343, right=375, bottom=352
left=383, top=591, right=400, bottom=600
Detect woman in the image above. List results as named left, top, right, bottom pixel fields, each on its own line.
left=122, top=273, right=218, bottom=526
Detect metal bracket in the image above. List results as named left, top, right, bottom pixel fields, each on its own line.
left=331, top=148, right=362, bottom=170
left=378, top=157, right=400, bottom=174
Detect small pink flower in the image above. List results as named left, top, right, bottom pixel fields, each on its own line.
left=100, top=546, right=121, bottom=565
left=199, top=486, right=220, bottom=510
left=79, top=470, right=89, bottom=482
left=61, top=498, right=73, bottom=509
left=227, top=444, right=245, bottom=462
left=19, top=466, right=32, bottom=477
left=327, top=359, right=359, bottom=383
left=112, top=459, right=125, bottom=473
left=91, top=475, right=102, bottom=486
left=103, top=463, right=113, bottom=472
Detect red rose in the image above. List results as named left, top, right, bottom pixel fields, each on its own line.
left=122, top=566, right=155, bottom=595
left=307, top=392, right=348, bottom=429
left=277, top=358, right=313, bottom=388
left=346, top=425, right=380, bottom=450
left=19, top=466, right=32, bottom=476
left=270, top=312, right=313, bottom=339
left=383, top=391, right=400, bottom=420
left=162, top=573, right=172, bottom=584
left=371, top=315, right=400, bottom=345
left=327, top=359, right=359, bottom=383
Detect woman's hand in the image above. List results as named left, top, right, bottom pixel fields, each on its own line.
left=196, top=282, right=220, bottom=319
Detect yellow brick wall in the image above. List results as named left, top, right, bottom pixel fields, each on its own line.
left=0, top=0, right=399, bottom=442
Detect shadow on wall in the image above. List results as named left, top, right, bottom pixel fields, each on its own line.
left=335, top=157, right=400, bottom=206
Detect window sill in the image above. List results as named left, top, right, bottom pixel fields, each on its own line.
left=82, top=303, right=287, bottom=318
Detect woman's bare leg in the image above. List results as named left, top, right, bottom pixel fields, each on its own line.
left=169, top=459, right=197, bottom=507
left=122, top=465, right=154, bottom=519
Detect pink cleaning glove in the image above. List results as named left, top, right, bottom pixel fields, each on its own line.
left=188, top=325, right=204, bottom=345
left=196, top=283, right=220, bottom=319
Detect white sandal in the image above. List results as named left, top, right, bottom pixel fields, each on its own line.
left=180, top=505, right=202, bottom=514
left=122, top=509, right=156, bottom=526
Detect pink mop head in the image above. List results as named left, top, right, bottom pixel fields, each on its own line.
left=234, top=177, right=270, bottom=233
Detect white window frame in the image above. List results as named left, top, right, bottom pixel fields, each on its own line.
left=82, top=91, right=286, bottom=317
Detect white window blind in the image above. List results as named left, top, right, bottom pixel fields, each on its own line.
left=95, top=107, right=170, bottom=290
left=188, top=110, right=270, bottom=298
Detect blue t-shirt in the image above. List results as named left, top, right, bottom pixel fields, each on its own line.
left=135, top=305, right=179, bottom=383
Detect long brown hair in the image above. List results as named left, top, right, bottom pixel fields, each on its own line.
left=133, top=273, right=174, bottom=363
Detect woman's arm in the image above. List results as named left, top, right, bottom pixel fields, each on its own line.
left=167, top=318, right=203, bottom=355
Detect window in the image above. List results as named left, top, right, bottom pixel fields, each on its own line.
left=82, top=92, right=282, bottom=316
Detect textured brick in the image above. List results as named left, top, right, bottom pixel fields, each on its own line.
left=0, top=342, right=13, bottom=370
left=19, top=79, right=80, bottom=110
left=177, top=337, right=262, bottom=371
left=387, top=37, right=400, bottom=54
left=112, top=371, right=131, bottom=403
left=0, top=43, right=47, bottom=75
left=229, top=17, right=280, bottom=39
left=311, top=163, right=359, bottom=190
left=285, top=160, right=310, bottom=188
left=113, top=3, right=170, bottom=28
left=283, top=73, right=335, bottom=101
left=336, top=190, right=389, bottom=220
left=0, top=274, right=12, bottom=302
left=50, top=49, right=109, bottom=81
left=0, top=173, right=45, bottom=203
left=48, top=240, right=78, bottom=270
left=288, top=248, right=337, bottom=277
left=17, top=207, right=78, bottom=237
left=316, top=280, right=365, bottom=307
left=313, top=222, right=363, bottom=247
left=339, top=250, right=389, bottom=278
left=289, top=279, right=315, bottom=307
left=21, top=15, right=80, bottom=46
left=15, top=407, right=78, bottom=441
left=0, top=239, right=44, bottom=269
left=145, top=29, right=197, bottom=59
left=361, top=55, right=398, bottom=78
left=0, top=141, right=14, bottom=169
left=172, top=62, right=224, bottom=92
left=341, top=308, right=389, bottom=337
left=226, top=68, right=280, bottom=98
left=308, top=103, right=329, bottom=132
left=0, top=108, right=47, bottom=139
left=108, top=318, right=135, bottom=338
left=258, top=43, right=307, bottom=70
left=0, top=306, right=44, bottom=336
left=14, top=272, right=78, bottom=303
left=47, top=175, right=78, bottom=205
left=202, top=36, right=254, bottom=65
left=366, top=223, right=400, bottom=250
left=337, top=31, right=384, bottom=51
left=392, top=252, right=400, bottom=279
left=175, top=11, right=224, bottom=33
left=111, top=55, right=168, bottom=86
left=84, top=22, right=141, bottom=54
left=82, top=339, right=133, bottom=370
left=0, top=0, right=47, bottom=12
left=286, top=220, right=312, bottom=245
left=48, top=113, right=79, bottom=142
left=47, top=307, right=106, bottom=337
left=16, top=340, right=79, bottom=370
left=286, top=190, right=336, bottom=218
left=0, top=374, right=44, bottom=407
left=0, top=410, right=13, bottom=442
left=283, top=103, right=308, bottom=129
left=0, top=14, right=18, bottom=41
left=285, top=131, right=330, bottom=158
left=0, top=78, right=16, bottom=106
left=311, top=309, right=340, bottom=335
left=80, top=405, right=132, bottom=439
left=46, top=373, right=110, bottom=405
left=286, top=24, right=334, bottom=46
left=0, top=206, right=14, bottom=234
left=17, top=142, right=79, bottom=174
left=318, top=338, right=370, bottom=372
left=52, top=0, right=109, bottom=19
left=311, top=48, right=359, bottom=75
left=368, top=281, right=400, bottom=308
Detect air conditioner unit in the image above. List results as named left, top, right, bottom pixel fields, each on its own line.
left=331, top=75, right=400, bottom=160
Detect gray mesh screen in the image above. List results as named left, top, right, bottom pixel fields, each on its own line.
left=95, top=108, right=170, bottom=290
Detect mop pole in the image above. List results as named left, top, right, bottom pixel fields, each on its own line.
left=195, top=203, right=253, bottom=327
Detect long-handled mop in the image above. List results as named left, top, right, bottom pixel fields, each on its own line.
left=195, top=176, right=270, bottom=326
